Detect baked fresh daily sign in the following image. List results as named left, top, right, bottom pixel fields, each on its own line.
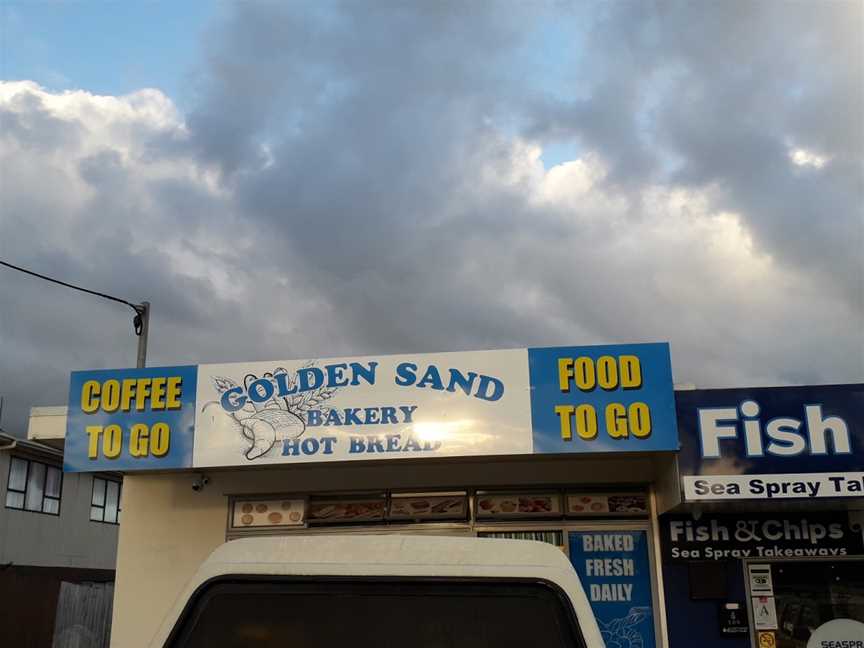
left=569, top=531, right=658, bottom=648
left=676, top=384, right=864, bottom=501
left=64, top=343, right=677, bottom=472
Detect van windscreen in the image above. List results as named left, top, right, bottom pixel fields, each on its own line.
left=166, top=578, right=585, bottom=648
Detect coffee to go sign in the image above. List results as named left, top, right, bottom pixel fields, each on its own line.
left=79, top=375, right=184, bottom=458
left=64, top=343, right=678, bottom=472
left=66, top=366, right=198, bottom=471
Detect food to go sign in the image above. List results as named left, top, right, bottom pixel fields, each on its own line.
left=555, top=355, right=650, bottom=440
left=529, top=344, right=676, bottom=455
left=65, top=343, right=677, bottom=472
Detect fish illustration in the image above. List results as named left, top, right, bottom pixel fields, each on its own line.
left=598, top=607, right=650, bottom=648
left=207, top=366, right=338, bottom=461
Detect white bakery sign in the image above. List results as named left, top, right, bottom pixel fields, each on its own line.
left=194, top=350, right=532, bottom=467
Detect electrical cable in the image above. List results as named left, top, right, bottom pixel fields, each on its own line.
left=0, top=259, right=146, bottom=335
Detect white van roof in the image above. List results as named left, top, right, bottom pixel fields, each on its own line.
left=211, top=534, right=570, bottom=568
left=150, top=535, right=603, bottom=646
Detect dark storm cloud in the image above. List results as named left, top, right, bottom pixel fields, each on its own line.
left=0, top=1, right=861, bottom=436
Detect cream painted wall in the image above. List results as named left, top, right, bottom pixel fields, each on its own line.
left=111, top=454, right=665, bottom=647
left=111, top=473, right=226, bottom=648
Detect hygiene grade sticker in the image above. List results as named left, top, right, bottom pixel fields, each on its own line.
left=64, top=343, right=677, bottom=472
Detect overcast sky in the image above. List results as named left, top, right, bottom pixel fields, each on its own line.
left=0, top=1, right=862, bottom=436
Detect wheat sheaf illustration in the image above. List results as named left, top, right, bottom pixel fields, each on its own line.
left=208, top=363, right=339, bottom=461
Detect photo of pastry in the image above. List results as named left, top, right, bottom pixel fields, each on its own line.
left=566, top=493, right=647, bottom=516
left=475, top=494, right=561, bottom=517
left=388, top=495, right=467, bottom=520
left=307, top=499, right=385, bottom=523
left=607, top=494, right=648, bottom=513
left=232, top=498, right=306, bottom=528
left=566, top=494, right=610, bottom=515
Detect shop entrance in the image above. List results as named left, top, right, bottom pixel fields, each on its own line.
left=744, top=558, right=864, bottom=648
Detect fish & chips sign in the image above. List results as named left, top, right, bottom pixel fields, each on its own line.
left=64, top=343, right=677, bottom=472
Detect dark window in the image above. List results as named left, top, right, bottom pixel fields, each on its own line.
left=90, top=476, right=121, bottom=523
left=5, top=456, right=62, bottom=515
left=688, top=561, right=728, bottom=599
left=167, top=578, right=586, bottom=648
left=770, top=560, right=864, bottom=646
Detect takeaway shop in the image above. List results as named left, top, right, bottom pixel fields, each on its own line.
left=662, top=384, right=864, bottom=648
left=52, top=343, right=680, bottom=648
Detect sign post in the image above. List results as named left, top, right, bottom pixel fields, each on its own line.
left=134, top=301, right=149, bottom=368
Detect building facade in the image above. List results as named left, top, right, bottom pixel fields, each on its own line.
left=1, top=429, right=120, bottom=647
left=25, top=345, right=864, bottom=648
left=662, top=384, right=864, bottom=648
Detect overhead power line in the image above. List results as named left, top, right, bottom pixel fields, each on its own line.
left=0, top=259, right=147, bottom=336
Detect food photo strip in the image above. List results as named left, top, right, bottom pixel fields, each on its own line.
left=227, top=488, right=649, bottom=535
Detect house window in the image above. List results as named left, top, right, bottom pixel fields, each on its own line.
left=5, top=456, right=62, bottom=515
left=90, top=477, right=121, bottom=524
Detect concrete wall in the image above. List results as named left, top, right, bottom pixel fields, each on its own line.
left=110, top=454, right=663, bottom=647
left=27, top=406, right=68, bottom=448
left=0, top=451, right=119, bottom=570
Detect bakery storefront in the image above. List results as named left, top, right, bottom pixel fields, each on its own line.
left=662, top=384, right=864, bottom=648
left=55, top=343, right=682, bottom=648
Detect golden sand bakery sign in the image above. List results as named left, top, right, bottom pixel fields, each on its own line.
left=64, top=343, right=678, bottom=472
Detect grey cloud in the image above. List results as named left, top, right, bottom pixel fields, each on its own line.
left=0, top=1, right=862, bottom=437
left=540, top=0, right=863, bottom=301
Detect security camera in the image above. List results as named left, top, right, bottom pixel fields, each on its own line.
left=191, top=475, right=210, bottom=492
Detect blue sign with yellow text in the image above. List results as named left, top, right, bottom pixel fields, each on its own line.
left=529, top=343, right=678, bottom=454
left=65, top=366, right=197, bottom=472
